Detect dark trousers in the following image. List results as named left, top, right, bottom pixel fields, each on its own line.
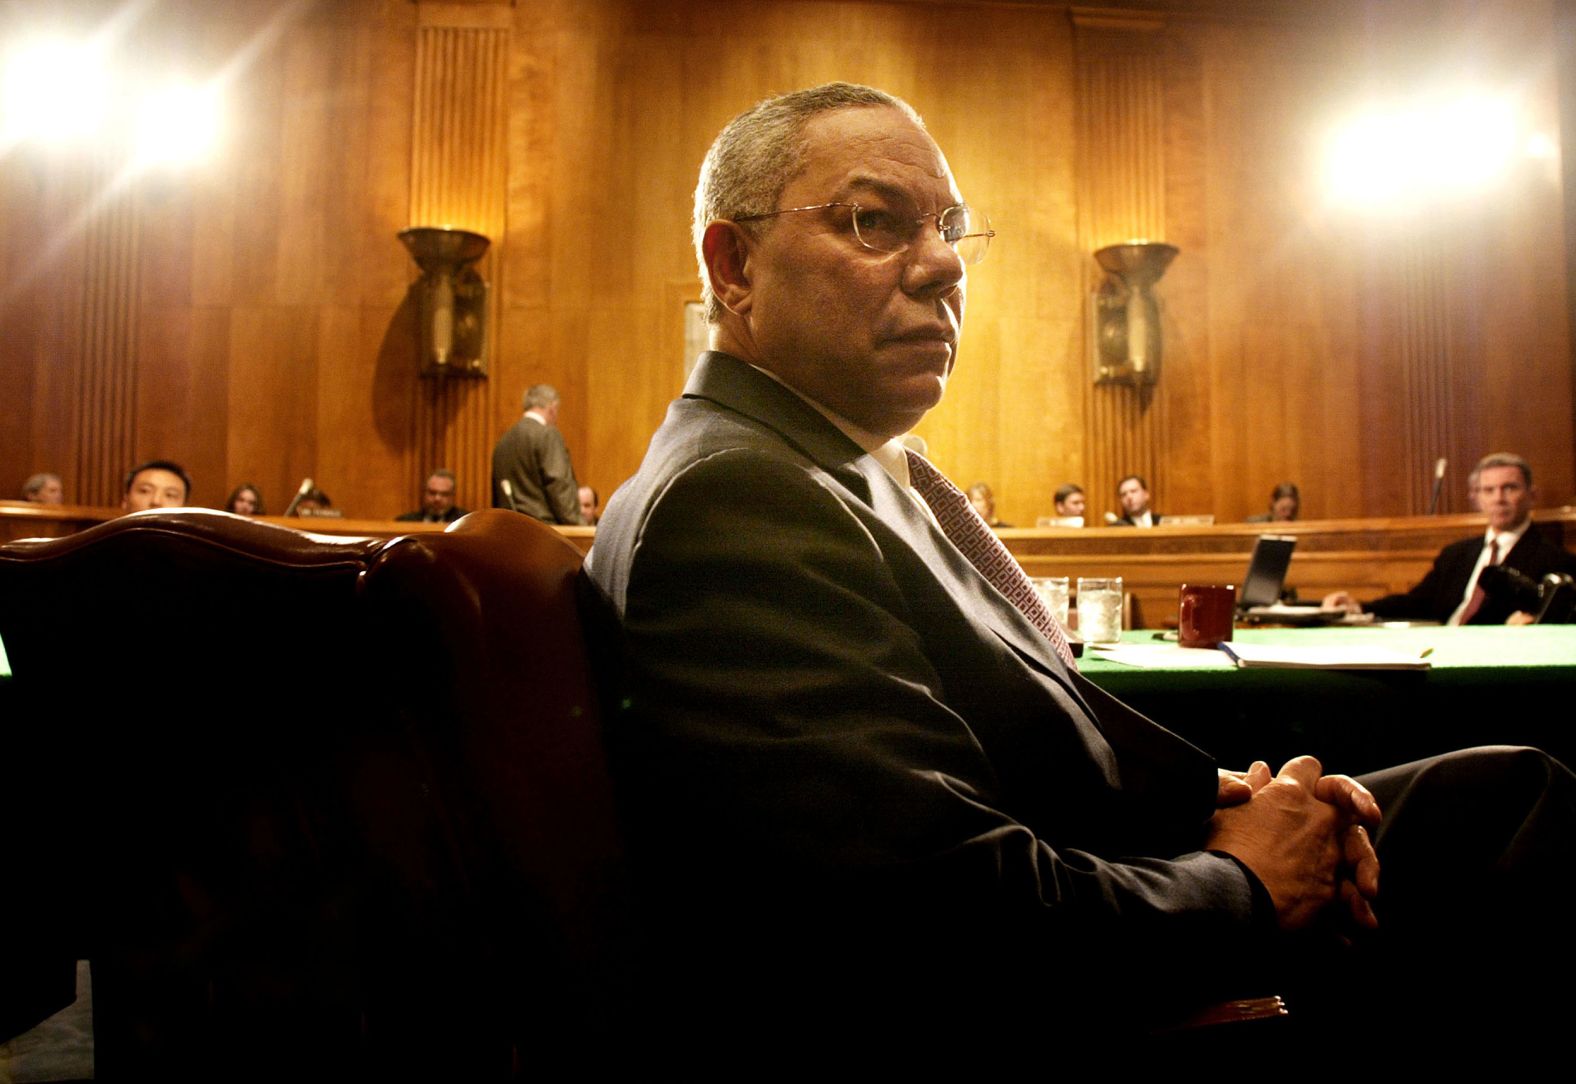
left=1287, top=746, right=1576, bottom=1056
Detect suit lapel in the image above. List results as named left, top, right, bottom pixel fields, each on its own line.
left=1502, top=530, right=1542, bottom=574
left=686, top=352, right=1082, bottom=696
left=683, top=352, right=873, bottom=504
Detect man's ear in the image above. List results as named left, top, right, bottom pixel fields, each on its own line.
left=702, top=220, right=754, bottom=316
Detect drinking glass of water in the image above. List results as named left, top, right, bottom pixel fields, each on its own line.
left=1076, top=577, right=1124, bottom=644
left=1031, top=576, right=1071, bottom=630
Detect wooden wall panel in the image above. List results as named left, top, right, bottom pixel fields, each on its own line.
left=0, top=0, right=1569, bottom=529
left=1397, top=233, right=1459, bottom=515
left=74, top=164, right=141, bottom=507
left=1073, top=13, right=1181, bottom=524
left=406, top=5, right=510, bottom=513
left=135, top=303, right=230, bottom=507
left=910, top=3, right=1081, bottom=521
left=1194, top=19, right=1366, bottom=524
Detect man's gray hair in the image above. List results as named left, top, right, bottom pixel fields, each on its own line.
left=524, top=384, right=561, bottom=411
left=22, top=472, right=60, bottom=498
left=693, top=82, right=923, bottom=323
left=428, top=467, right=457, bottom=485
left=1473, top=452, right=1532, bottom=488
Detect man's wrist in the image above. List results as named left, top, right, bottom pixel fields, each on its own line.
left=1207, top=849, right=1279, bottom=935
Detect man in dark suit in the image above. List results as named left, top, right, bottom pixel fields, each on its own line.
left=585, top=83, right=1571, bottom=1056
left=394, top=468, right=468, bottom=523
left=490, top=384, right=583, bottom=524
left=1324, top=453, right=1575, bottom=623
left=1113, top=472, right=1162, bottom=526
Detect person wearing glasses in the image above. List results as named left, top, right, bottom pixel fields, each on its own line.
left=395, top=468, right=468, bottom=523
left=583, top=83, right=1572, bottom=1061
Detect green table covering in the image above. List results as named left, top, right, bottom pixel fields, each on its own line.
left=1078, top=625, right=1576, bottom=775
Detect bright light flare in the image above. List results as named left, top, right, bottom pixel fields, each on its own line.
left=1, top=37, right=112, bottom=146
left=132, top=81, right=223, bottom=168
left=1324, top=93, right=1519, bottom=208
left=1525, top=132, right=1557, bottom=160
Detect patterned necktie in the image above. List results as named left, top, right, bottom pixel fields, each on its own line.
left=1455, top=537, right=1500, bottom=625
left=905, top=451, right=1077, bottom=667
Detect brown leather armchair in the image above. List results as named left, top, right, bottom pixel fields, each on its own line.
left=0, top=510, right=629, bottom=1077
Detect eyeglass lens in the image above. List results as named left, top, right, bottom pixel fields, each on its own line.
left=849, top=203, right=990, bottom=265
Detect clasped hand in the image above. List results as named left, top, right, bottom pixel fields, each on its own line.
left=1209, top=756, right=1381, bottom=934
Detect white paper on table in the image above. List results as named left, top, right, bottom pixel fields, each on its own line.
left=1218, top=642, right=1431, bottom=670
left=1087, top=643, right=1239, bottom=669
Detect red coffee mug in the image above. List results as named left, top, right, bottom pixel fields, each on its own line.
left=1178, top=583, right=1235, bottom=648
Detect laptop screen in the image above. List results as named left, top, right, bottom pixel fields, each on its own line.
left=1239, top=535, right=1297, bottom=609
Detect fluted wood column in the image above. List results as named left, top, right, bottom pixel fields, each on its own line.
left=1073, top=9, right=1172, bottom=516
left=73, top=162, right=141, bottom=507
left=1394, top=231, right=1459, bottom=514
left=407, top=1, right=511, bottom=512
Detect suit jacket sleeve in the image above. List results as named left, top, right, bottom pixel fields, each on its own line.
left=604, top=448, right=1267, bottom=1001
left=1365, top=543, right=1465, bottom=622
left=541, top=428, right=584, bottom=525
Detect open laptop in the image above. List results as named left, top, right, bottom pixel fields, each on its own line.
left=1237, top=534, right=1341, bottom=623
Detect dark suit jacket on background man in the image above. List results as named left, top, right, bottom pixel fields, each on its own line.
left=1326, top=455, right=1576, bottom=624
left=491, top=414, right=582, bottom=524
left=1366, top=529, right=1576, bottom=624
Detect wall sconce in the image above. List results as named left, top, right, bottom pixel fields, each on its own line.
left=1090, top=241, right=1178, bottom=386
left=398, top=226, right=490, bottom=378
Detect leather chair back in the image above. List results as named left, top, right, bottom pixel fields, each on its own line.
left=0, top=509, right=627, bottom=1077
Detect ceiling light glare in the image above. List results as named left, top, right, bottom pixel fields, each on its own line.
left=1, top=37, right=111, bottom=147
left=1524, top=132, right=1557, bottom=160
left=1432, top=95, right=1514, bottom=189
left=1325, top=110, right=1409, bottom=206
left=132, top=81, right=222, bottom=168
left=1324, top=92, right=1518, bottom=208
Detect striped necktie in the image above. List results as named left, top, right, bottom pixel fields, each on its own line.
left=905, top=451, right=1077, bottom=667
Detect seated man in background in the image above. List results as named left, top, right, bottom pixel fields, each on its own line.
left=578, top=484, right=600, bottom=526
left=121, top=460, right=191, bottom=513
left=1324, top=452, right=1575, bottom=624
left=1113, top=472, right=1160, bottom=526
left=21, top=473, right=64, bottom=505
left=586, top=82, right=1574, bottom=1058
left=395, top=468, right=468, bottom=523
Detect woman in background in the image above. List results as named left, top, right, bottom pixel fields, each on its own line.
left=225, top=483, right=266, bottom=516
left=1246, top=482, right=1299, bottom=523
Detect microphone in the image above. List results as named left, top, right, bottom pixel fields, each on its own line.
left=1478, top=567, right=1576, bottom=624
left=1536, top=573, right=1576, bottom=624
left=1478, top=563, right=1540, bottom=605
left=499, top=478, right=520, bottom=514
left=282, top=477, right=314, bottom=517
left=1428, top=458, right=1447, bottom=514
